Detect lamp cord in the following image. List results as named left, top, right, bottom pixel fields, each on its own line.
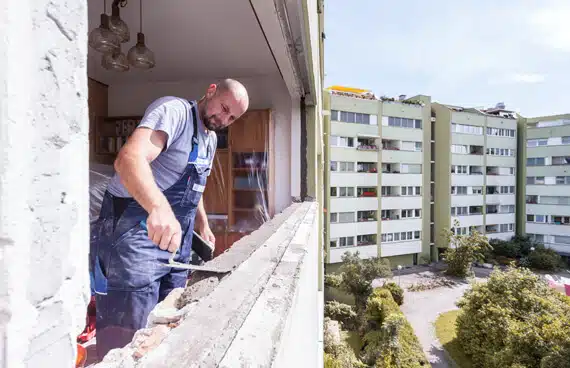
left=139, top=0, right=143, bottom=33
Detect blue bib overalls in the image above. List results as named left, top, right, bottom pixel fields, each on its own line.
left=89, top=101, right=209, bottom=359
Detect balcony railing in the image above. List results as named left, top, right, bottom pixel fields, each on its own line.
left=94, top=202, right=322, bottom=367
left=357, top=144, right=379, bottom=151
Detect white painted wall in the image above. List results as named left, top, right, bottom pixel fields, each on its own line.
left=452, top=175, right=484, bottom=186
left=381, top=241, right=422, bottom=257
left=330, top=173, right=377, bottom=187
left=486, top=194, right=516, bottom=205
left=486, top=175, right=516, bottom=186
left=451, top=195, right=484, bottom=207
left=329, top=221, right=378, bottom=238
left=330, top=197, right=379, bottom=212
left=381, top=196, right=422, bottom=209
left=486, top=213, right=516, bottom=225
left=0, top=1, right=90, bottom=366
left=329, top=245, right=378, bottom=263
left=382, top=174, right=423, bottom=186
left=527, top=204, right=570, bottom=217
left=107, top=74, right=294, bottom=214
left=527, top=223, right=570, bottom=237
left=452, top=215, right=484, bottom=227
left=381, top=219, right=422, bottom=234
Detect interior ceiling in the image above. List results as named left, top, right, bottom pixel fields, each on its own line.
left=87, top=0, right=279, bottom=85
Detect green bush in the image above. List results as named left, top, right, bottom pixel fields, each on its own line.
left=489, top=238, right=520, bottom=258
left=324, top=318, right=366, bottom=368
left=324, top=301, right=358, bottom=331
left=362, top=289, right=430, bottom=367
left=528, top=248, right=562, bottom=271
left=383, top=282, right=404, bottom=306
left=456, top=267, right=570, bottom=368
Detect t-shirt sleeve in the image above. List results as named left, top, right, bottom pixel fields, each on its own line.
left=207, top=133, right=218, bottom=177
left=137, top=96, right=189, bottom=149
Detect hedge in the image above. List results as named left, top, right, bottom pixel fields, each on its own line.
left=362, top=288, right=430, bottom=367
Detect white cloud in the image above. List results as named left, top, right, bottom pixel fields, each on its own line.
left=510, top=73, right=546, bottom=83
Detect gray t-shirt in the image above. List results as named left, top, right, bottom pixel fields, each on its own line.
left=107, top=96, right=217, bottom=198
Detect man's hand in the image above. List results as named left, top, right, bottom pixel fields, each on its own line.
left=146, top=204, right=182, bottom=253
left=198, top=223, right=216, bottom=247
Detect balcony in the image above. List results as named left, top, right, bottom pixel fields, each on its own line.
left=526, top=195, right=539, bottom=204
left=94, top=202, right=321, bottom=367
left=357, top=210, right=378, bottom=222
left=381, top=209, right=400, bottom=221
left=357, top=137, right=379, bottom=151
left=470, top=145, right=484, bottom=155
left=469, top=166, right=483, bottom=175
left=358, top=187, right=378, bottom=198
left=357, top=234, right=377, bottom=246
left=485, top=224, right=500, bottom=234
left=382, top=139, right=400, bottom=151
left=357, top=162, right=378, bottom=173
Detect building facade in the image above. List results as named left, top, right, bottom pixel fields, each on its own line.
left=517, top=114, right=570, bottom=258
left=324, top=87, right=433, bottom=267
left=432, top=103, right=518, bottom=251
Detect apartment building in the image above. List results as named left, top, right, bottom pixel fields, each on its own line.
left=432, top=103, right=518, bottom=252
left=324, top=86, right=432, bottom=267
left=517, top=114, right=570, bottom=258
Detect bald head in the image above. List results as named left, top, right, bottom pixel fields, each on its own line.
left=199, top=78, right=250, bottom=132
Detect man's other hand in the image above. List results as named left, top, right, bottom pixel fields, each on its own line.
left=146, top=204, right=182, bottom=253
left=199, top=225, right=216, bottom=247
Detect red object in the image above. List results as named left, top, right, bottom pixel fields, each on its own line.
left=565, top=284, right=570, bottom=296
left=77, top=296, right=96, bottom=344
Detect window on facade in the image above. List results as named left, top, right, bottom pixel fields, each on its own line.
left=401, top=164, right=422, bottom=174
left=400, top=141, right=422, bottom=151
left=486, top=127, right=516, bottom=137
left=339, top=237, right=355, bottom=247
left=330, top=213, right=338, bottom=223
left=451, top=123, right=483, bottom=135
left=339, top=187, right=355, bottom=197
left=451, top=186, right=467, bottom=195
left=386, top=116, right=422, bottom=129
left=472, top=187, right=483, bottom=194
left=330, top=135, right=354, bottom=147
left=552, top=156, right=570, bottom=165
left=330, top=161, right=338, bottom=171
left=330, top=239, right=338, bottom=248
left=527, top=157, right=545, bottom=166
left=527, top=138, right=548, bottom=147
left=332, top=110, right=372, bottom=125
left=401, top=186, right=421, bottom=196
left=487, top=147, right=515, bottom=156
left=451, top=165, right=468, bottom=174
left=451, top=144, right=468, bottom=154
left=556, top=176, right=570, bottom=185
left=330, top=187, right=337, bottom=196
left=500, top=224, right=514, bottom=233
left=499, top=205, right=515, bottom=213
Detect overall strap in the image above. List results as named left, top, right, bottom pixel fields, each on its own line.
left=188, top=101, right=199, bottom=163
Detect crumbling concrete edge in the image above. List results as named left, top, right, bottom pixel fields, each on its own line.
left=218, top=203, right=317, bottom=367
left=137, top=202, right=313, bottom=367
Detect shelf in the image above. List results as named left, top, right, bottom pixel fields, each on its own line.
left=233, top=188, right=267, bottom=192
left=233, top=208, right=258, bottom=212
left=233, top=167, right=266, bottom=172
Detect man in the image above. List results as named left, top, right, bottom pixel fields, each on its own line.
left=90, top=79, right=249, bottom=358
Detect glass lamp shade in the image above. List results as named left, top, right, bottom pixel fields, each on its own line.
left=108, top=4, right=130, bottom=43
left=127, top=33, right=155, bottom=69
left=89, top=14, right=120, bottom=53
left=102, top=50, right=129, bottom=72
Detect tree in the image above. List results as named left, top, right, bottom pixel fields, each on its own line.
left=326, top=252, right=392, bottom=313
left=441, top=220, right=492, bottom=277
left=456, top=267, right=570, bottom=368
left=324, top=301, right=358, bottom=331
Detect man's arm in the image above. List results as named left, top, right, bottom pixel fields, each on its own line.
left=114, top=127, right=181, bottom=252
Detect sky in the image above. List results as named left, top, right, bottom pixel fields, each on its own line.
left=324, top=0, right=570, bottom=117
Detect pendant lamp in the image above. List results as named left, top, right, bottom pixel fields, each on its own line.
left=108, top=0, right=130, bottom=43
left=88, top=0, right=120, bottom=53
left=127, top=0, right=155, bottom=69
left=102, top=48, right=130, bottom=72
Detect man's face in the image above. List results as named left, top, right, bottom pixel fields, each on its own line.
left=201, top=85, right=247, bottom=131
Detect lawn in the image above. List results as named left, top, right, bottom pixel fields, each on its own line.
left=434, top=310, right=473, bottom=368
